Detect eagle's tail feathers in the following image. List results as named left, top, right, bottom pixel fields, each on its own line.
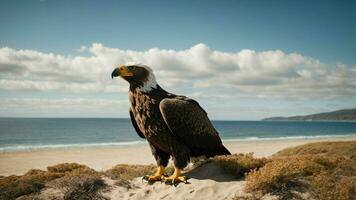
left=217, top=145, right=231, bottom=156
left=206, top=145, right=231, bottom=157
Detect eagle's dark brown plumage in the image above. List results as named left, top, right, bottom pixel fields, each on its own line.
left=112, top=64, right=230, bottom=184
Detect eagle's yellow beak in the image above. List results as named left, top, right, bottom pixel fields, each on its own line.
left=111, top=65, right=134, bottom=79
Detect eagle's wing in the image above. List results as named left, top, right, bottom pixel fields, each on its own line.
left=129, top=109, right=145, bottom=138
left=159, top=97, right=230, bottom=157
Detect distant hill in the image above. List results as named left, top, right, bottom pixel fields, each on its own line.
left=263, top=108, right=356, bottom=121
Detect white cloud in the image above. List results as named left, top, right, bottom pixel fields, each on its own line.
left=0, top=43, right=356, bottom=100
left=77, top=45, right=88, bottom=52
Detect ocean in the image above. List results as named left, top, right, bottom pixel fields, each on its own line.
left=1, top=118, right=356, bottom=152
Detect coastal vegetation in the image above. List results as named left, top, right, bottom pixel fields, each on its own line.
left=236, top=141, right=356, bottom=200
left=0, top=141, right=355, bottom=200
left=212, top=153, right=268, bottom=178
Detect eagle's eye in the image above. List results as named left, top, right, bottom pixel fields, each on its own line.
left=127, top=66, right=135, bottom=71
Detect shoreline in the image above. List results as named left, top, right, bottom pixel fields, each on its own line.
left=1, top=136, right=356, bottom=176
left=1, top=133, right=356, bottom=153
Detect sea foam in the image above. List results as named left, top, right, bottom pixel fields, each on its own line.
left=1, top=134, right=355, bottom=152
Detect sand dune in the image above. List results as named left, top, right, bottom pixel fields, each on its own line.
left=104, top=162, right=250, bottom=200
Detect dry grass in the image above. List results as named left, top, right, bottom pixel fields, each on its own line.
left=0, top=163, right=102, bottom=200
left=212, top=153, right=269, bottom=178
left=212, top=141, right=356, bottom=199
left=104, top=164, right=156, bottom=180
left=0, top=169, right=63, bottom=200
left=275, top=141, right=356, bottom=159
left=47, top=175, right=107, bottom=200
left=245, top=155, right=322, bottom=199
left=0, top=162, right=167, bottom=200
left=245, top=141, right=356, bottom=200
left=47, top=162, right=98, bottom=176
left=311, top=172, right=356, bottom=200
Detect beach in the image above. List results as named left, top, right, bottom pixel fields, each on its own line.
left=2, top=136, right=356, bottom=176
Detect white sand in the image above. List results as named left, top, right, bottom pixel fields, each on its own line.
left=1, top=136, right=355, bottom=176
left=104, top=162, right=249, bottom=200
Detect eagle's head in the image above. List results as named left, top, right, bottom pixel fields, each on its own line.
left=111, top=63, right=157, bottom=92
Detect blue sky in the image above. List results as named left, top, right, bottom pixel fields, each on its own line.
left=1, top=0, right=355, bottom=63
left=0, top=0, right=355, bottom=119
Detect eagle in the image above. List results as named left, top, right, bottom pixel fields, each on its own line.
left=111, top=63, right=231, bottom=184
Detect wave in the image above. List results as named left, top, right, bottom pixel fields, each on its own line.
left=222, top=133, right=356, bottom=142
left=0, top=141, right=148, bottom=152
left=1, top=134, right=355, bottom=152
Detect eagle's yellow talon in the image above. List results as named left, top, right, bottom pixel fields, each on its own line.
left=162, top=168, right=187, bottom=185
left=143, top=174, right=163, bottom=182
left=164, top=175, right=186, bottom=183
left=142, top=165, right=165, bottom=183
